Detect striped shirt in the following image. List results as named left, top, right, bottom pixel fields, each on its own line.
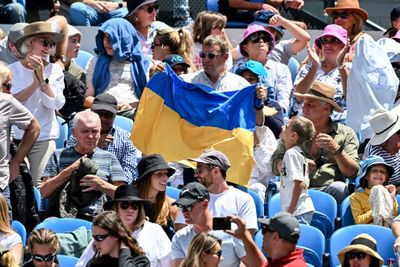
left=67, top=126, right=139, bottom=183
left=364, top=143, right=400, bottom=185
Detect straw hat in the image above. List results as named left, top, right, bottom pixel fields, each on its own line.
left=325, top=0, right=368, bottom=22
left=338, top=234, right=383, bottom=267
left=369, top=109, right=400, bottom=146
left=15, top=21, right=64, bottom=49
left=293, top=81, right=343, bottom=112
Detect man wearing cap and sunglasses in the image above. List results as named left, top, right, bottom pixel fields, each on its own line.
left=272, top=81, right=359, bottom=204
left=171, top=182, right=252, bottom=267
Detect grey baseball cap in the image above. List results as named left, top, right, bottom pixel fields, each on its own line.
left=8, top=23, right=28, bottom=44
left=188, top=150, right=231, bottom=172
left=258, top=212, right=300, bottom=244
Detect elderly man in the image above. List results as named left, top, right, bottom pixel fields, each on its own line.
left=181, top=34, right=250, bottom=92
left=364, top=109, right=400, bottom=188
left=67, top=94, right=140, bottom=183
left=1, top=93, right=40, bottom=208
left=41, top=110, right=126, bottom=220
left=272, top=81, right=359, bottom=203
left=227, top=211, right=307, bottom=266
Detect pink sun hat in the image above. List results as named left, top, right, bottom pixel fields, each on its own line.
left=314, top=24, right=348, bottom=48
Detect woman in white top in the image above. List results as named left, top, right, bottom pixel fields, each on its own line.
left=77, top=185, right=171, bottom=267
left=0, top=195, right=23, bottom=265
left=9, top=21, right=65, bottom=185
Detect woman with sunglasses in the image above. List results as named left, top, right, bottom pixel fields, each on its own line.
left=23, top=229, right=60, bottom=267
left=0, top=62, right=12, bottom=94
left=293, top=24, right=349, bottom=122
left=87, top=210, right=150, bottom=267
left=8, top=21, right=66, bottom=186
left=84, top=17, right=147, bottom=120
left=338, top=233, right=383, bottom=267
left=77, top=185, right=171, bottom=267
left=180, top=233, right=223, bottom=267
left=324, top=0, right=372, bottom=62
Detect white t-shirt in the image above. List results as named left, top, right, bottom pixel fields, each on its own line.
left=171, top=224, right=245, bottom=267
left=280, top=146, right=314, bottom=216
left=175, top=186, right=258, bottom=231
left=0, top=232, right=22, bottom=250
left=76, top=221, right=171, bottom=267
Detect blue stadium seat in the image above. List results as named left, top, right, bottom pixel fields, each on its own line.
left=34, top=218, right=92, bottom=233
left=33, top=187, right=41, bottom=211
left=56, top=116, right=69, bottom=149
left=114, top=115, right=133, bottom=133
left=234, top=185, right=264, bottom=218
left=288, top=57, right=300, bottom=83
left=298, top=246, right=321, bottom=267
left=57, top=255, right=79, bottom=267
left=308, top=189, right=337, bottom=228
left=11, top=220, right=26, bottom=246
left=340, top=196, right=354, bottom=227
left=267, top=192, right=280, bottom=217
left=166, top=186, right=181, bottom=200
left=329, top=224, right=396, bottom=267
left=75, top=50, right=94, bottom=71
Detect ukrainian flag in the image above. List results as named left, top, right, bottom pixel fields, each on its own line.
left=131, top=66, right=256, bottom=186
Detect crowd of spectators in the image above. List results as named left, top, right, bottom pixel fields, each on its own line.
left=2, top=0, right=400, bottom=266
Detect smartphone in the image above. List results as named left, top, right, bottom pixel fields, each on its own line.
left=212, top=217, right=231, bottom=231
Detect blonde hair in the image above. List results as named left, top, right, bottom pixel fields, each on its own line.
left=27, top=229, right=60, bottom=254
left=156, top=28, right=193, bottom=68
left=0, top=61, right=11, bottom=93
left=290, top=116, right=316, bottom=145
left=193, top=11, right=227, bottom=43
left=350, top=13, right=365, bottom=43
left=0, top=28, right=5, bottom=41
left=0, top=250, right=18, bottom=267
left=0, top=195, right=13, bottom=235
left=180, top=233, right=222, bottom=267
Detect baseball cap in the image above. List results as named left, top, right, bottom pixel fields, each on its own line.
left=188, top=150, right=231, bottom=172
left=163, top=54, right=190, bottom=68
left=8, top=22, right=28, bottom=44
left=172, top=182, right=210, bottom=207
left=91, top=94, right=118, bottom=115
left=258, top=211, right=300, bottom=244
left=252, top=10, right=284, bottom=42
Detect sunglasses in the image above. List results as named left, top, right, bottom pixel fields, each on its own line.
left=178, top=199, right=202, bottom=212
left=119, top=201, right=140, bottom=210
left=348, top=251, right=367, bottom=260
left=141, top=3, right=159, bottom=13
left=2, top=83, right=11, bottom=90
left=151, top=42, right=163, bottom=49
left=332, top=11, right=351, bottom=19
left=93, top=233, right=110, bottom=242
left=32, top=253, right=56, bottom=262
left=206, top=249, right=222, bottom=258
left=261, top=226, right=275, bottom=235
left=40, top=39, right=56, bottom=48
left=320, top=37, right=341, bottom=45
left=199, top=51, right=223, bottom=60
left=248, top=33, right=271, bottom=44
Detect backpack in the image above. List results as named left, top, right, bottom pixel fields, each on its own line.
left=58, top=71, right=86, bottom=118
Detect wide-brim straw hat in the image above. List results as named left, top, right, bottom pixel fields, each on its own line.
left=15, top=21, right=64, bottom=50
left=338, top=234, right=383, bottom=267
left=325, top=0, right=368, bottom=22
left=293, top=81, right=343, bottom=112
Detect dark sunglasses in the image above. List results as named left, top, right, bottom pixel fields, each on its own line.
left=199, top=51, right=222, bottom=60
left=151, top=42, right=163, bottom=49
left=248, top=33, right=271, bottom=44
left=32, top=253, right=56, bottom=262
left=332, top=11, right=351, bottom=19
left=347, top=251, right=367, bottom=260
left=178, top=199, right=202, bottom=212
left=141, top=3, right=159, bottom=13
left=93, top=233, right=110, bottom=242
left=206, top=249, right=222, bottom=258
left=40, top=39, right=56, bottom=48
left=119, top=201, right=140, bottom=210
left=2, top=83, right=12, bottom=90
left=261, top=226, right=275, bottom=235
left=320, top=37, right=341, bottom=45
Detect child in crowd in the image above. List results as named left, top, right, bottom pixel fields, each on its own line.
left=279, top=116, right=315, bottom=224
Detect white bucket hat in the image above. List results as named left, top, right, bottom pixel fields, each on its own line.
left=369, top=108, right=400, bottom=145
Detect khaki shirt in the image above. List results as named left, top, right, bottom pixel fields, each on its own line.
left=272, top=120, right=360, bottom=187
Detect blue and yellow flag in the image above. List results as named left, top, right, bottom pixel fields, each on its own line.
left=131, top=66, right=256, bottom=186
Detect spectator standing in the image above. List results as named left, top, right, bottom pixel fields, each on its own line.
left=65, top=24, right=85, bottom=83
left=9, top=21, right=65, bottom=186
left=69, top=0, right=128, bottom=26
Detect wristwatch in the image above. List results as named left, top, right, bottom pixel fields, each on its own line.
left=55, top=55, right=66, bottom=64
left=41, top=78, right=49, bottom=87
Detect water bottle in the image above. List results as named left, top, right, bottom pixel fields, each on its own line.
left=266, top=181, right=278, bottom=204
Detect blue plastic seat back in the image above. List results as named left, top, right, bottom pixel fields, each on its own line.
left=340, top=196, right=354, bottom=227
left=56, top=116, right=69, bottom=149
left=34, top=218, right=92, bottom=233
left=308, top=189, right=337, bottom=228
left=298, top=224, right=325, bottom=267
left=310, top=211, right=334, bottom=238
left=267, top=192, right=281, bottom=217
left=166, top=186, right=181, bottom=200
left=206, top=0, right=218, bottom=12
left=57, top=255, right=79, bottom=267
left=75, top=50, right=94, bottom=71
left=11, top=220, right=27, bottom=246
left=33, top=187, right=41, bottom=211
left=329, top=224, right=396, bottom=267
left=114, top=115, right=133, bottom=133
left=397, top=195, right=400, bottom=213
left=298, top=246, right=321, bottom=267
left=234, top=186, right=264, bottom=218
left=288, top=57, right=300, bottom=83
left=254, top=229, right=263, bottom=250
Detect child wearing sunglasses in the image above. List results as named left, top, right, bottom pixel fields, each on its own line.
left=338, top=233, right=383, bottom=267
left=24, top=229, right=60, bottom=267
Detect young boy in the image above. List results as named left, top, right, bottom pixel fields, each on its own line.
left=279, top=116, right=315, bottom=224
